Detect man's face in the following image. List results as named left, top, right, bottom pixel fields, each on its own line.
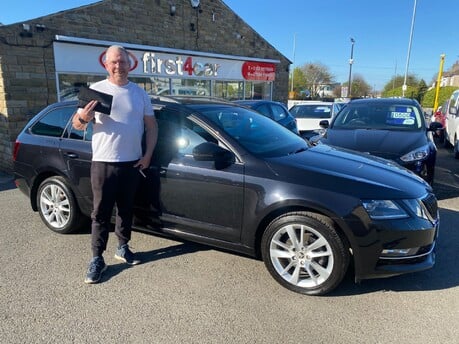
left=104, top=49, right=130, bottom=82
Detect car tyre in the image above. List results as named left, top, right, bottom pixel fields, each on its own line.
left=261, top=212, right=349, bottom=295
left=37, top=176, right=86, bottom=234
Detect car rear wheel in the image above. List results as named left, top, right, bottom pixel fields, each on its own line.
left=261, top=212, right=349, bottom=295
left=37, top=176, right=86, bottom=234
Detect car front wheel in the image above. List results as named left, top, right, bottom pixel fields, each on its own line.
left=261, top=212, right=350, bottom=295
left=37, top=176, right=86, bottom=234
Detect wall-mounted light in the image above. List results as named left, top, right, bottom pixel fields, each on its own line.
left=35, top=24, right=46, bottom=32
left=212, top=11, right=216, bottom=22
left=170, top=4, right=176, bottom=16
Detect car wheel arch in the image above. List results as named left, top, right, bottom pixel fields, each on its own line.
left=260, top=210, right=351, bottom=295
left=36, top=175, right=88, bottom=233
left=252, top=205, right=353, bottom=260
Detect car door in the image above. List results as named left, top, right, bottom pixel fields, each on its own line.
left=60, top=113, right=93, bottom=213
left=152, top=108, right=245, bottom=243
left=446, top=91, right=459, bottom=145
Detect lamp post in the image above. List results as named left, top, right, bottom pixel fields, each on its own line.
left=402, top=0, right=417, bottom=97
left=347, top=38, right=355, bottom=98
left=289, top=33, right=296, bottom=99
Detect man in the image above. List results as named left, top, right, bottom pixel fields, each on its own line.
left=72, top=45, right=158, bottom=284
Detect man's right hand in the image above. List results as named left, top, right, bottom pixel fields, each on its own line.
left=79, top=100, right=98, bottom=122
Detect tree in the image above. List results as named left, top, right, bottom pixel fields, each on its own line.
left=382, top=74, right=419, bottom=94
left=381, top=75, right=431, bottom=103
left=341, top=74, right=372, bottom=98
left=289, top=67, right=308, bottom=98
left=298, top=62, right=335, bottom=98
left=416, top=79, right=428, bottom=103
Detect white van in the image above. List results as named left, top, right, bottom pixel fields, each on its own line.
left=445, top=89, right=459, bottom=158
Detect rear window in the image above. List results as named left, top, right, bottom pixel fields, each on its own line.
left=290, top=104, right=332, bottom=119
left=30, top=106, right=75, bottom=137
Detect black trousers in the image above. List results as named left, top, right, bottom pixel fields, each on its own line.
left=90, top=161, right=140, bottom=257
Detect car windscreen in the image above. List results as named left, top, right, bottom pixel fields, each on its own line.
left=290, top=104, right=332, bottom=119
left=332, top=103, right=423, bottom=131
left=189, top=104, right=308, bottom=158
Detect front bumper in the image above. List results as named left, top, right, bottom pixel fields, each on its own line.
left=348, top=210, right=439, bottom=281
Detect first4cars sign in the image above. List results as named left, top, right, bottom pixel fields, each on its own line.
left=53, top=41, right=278, bottom=81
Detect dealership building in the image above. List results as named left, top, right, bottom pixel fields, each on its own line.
left=0, top=0, right=291, bottom=172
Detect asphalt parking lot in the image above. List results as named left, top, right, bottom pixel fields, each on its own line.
left=0, top=144, right=458, bottom=343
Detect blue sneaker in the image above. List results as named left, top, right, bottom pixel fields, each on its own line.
left=84, top=256, right=107, bottom=284
left=114, top=244, right=141, bottom=265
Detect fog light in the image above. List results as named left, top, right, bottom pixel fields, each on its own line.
left=381, top=247, right=419, bottom=257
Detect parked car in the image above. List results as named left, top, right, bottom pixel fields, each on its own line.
left=13, top=96, right=439, bottom=295
left=233, top=100, right=298, bottom=134
left=288, top=101, right=338, bottom=139
left=315, top=98, right=442, bottom=184
left=444, top=89, right=459, bottom=158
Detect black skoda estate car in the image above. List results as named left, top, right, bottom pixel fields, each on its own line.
left=13, top=96, right=439, bottom=295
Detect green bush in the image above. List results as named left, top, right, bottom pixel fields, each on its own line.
left=421, top=86, right=458, bottom=108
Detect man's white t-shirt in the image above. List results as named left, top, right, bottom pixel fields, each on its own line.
left=86, top=79, right=154, bottom=162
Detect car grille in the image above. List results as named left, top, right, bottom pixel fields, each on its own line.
left=421, top=193, right=438, bottom=221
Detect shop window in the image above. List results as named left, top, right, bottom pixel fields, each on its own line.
left=213, top=81, right=243, bottom=100
left=244, top=81, right=271, bottom=100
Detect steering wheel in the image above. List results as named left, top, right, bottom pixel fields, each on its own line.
left=348, top=119, right=366, bottom=126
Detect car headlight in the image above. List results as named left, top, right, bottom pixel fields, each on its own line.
left=402, top=198, right=430, bottom=221
left=363, top=198, right=432, bottom=221
left=400, top=144, right=429, bottom=162
left=362, top=200, right=408, bottom=219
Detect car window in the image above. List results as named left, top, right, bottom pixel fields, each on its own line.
left=30, top=106, right=75, bottom=137
left=254, top=104, right=272, bottom=119
left=333, top=104, right=422, bottom=130
left=190, top=104, right=307, bottom=158
left=290, top=104, right=332, bottom=119
left=152, top=106, right=218, bottom=165
left=271, top=104, right=287, bottom=121
left=67, top=121, right=93, bottom=141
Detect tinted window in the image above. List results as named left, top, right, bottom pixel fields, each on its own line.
left=67, top=122, right=93, bottom=141
left=290, top=104, right=332, bottom=119
left=189, top=104, right=307, bottom=158
left=255, top=104, right=272, bottom=118
left=152, top=107, right=218, bottom=166
left=271, top=104, right=287, bottom=121
left=31, top=106, right=75, bottom=137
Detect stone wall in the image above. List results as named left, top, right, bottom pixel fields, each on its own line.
left=0, top=0, right=290, bottom=172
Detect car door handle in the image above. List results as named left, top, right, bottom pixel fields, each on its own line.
left=64, top=152, right=79, bottom=159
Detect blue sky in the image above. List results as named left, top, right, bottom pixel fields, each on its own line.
left=1, top=0, right=458, bottom=90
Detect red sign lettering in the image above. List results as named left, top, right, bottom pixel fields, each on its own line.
left=242, top=62, right=276, bottom=81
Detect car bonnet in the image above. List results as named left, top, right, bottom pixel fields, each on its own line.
left=323, top=128, right=428, bottom=160
left=265, top=143, right=430, bottom=200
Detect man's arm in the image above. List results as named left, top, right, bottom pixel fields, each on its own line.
left=135, top=115, right=158, bottom=169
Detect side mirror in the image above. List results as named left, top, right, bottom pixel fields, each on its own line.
left=192, top=142, right=235, bottom=169
left=319, top=120, right=329, bottom=129
left=428, top=121, right=443, bottom=131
